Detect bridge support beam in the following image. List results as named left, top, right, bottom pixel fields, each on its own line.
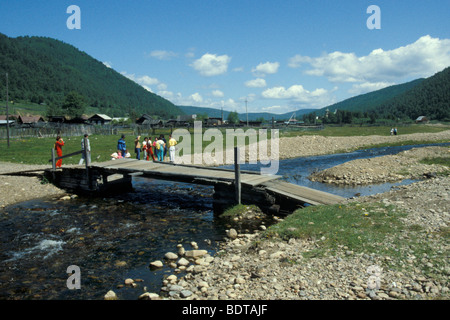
left=45, top=168, right=132, bottom=195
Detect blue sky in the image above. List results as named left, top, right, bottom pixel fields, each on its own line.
left=1, top=0, right=449, bottom=115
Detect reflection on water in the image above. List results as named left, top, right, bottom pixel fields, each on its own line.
left=1, top=142, right=448, bottom=299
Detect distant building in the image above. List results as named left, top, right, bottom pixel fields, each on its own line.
left=239, top=120, right=262, bottom=127
left=136, top=114, right=153, bottom=125
left=204, top=117, right=223, bottom=126
left=177, top=114, right=197, bottom=122
left=17, top=115, right=45, bottom=125
left=67, top=115, right=89, bottom=124
left=88, top=114, right=112, bottom=125
left=136, top=114, right=163, bottom=127
left=48, top=116, right=68, bottom=123
left=0, top=119, right=15, bottom=126
left=415, top=116, right=429, bottom=123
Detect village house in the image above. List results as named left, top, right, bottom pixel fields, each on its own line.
left=17, top=115, right=46, bottom=126
left=415, top=116, right=429, bottom=123
left=88, top=114, right=112, bottom=125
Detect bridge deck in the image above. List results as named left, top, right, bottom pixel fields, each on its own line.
left=72, top=159, right=345, bottom=206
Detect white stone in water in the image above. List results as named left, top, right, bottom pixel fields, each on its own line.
left=149, top=260, right=163, bottom=268
left=104, top=290, right=118, bottom=300
left=177, top=257, right=190, bottom=266
left=165, top=252, right=178, bottom=260
left=185, top=250, right=208, bottom=258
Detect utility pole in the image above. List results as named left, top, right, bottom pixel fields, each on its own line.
left=6, top=73, right=10, bottom=147
left=245, top=98, right=248, bottom=127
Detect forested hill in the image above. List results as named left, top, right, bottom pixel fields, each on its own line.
left=321, top=78, right=425, bottom=115
left=321, top=67, right=450, bottom=121
left=0, top=33, right=181, bottom=118
left=377, top=66, right=450, bottom=121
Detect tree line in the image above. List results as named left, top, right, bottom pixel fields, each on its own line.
left=0, top=33, right=181, bottom=119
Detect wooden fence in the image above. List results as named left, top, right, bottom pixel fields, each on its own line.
left=0, top=124, right=119, bottom=139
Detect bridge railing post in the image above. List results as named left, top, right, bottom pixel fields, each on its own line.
left=51, top=148, right=56, bottom=170
left=234, top=147, right=241, bottom=204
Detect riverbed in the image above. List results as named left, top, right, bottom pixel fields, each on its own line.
left=0, top=142, right=448, bottom=300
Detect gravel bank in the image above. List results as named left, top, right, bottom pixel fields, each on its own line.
left=133, top=175, right=449, bottom=301
left=309, top=146, right=450, bottom=185
left=0, top=162, right=67, bottom=208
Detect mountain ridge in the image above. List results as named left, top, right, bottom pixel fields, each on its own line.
left=0, top=33, right=181, bottom=118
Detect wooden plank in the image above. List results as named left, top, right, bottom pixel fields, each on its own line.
left=241, top=175, right=280, bottom=186
left=262, top=180, right=345, bottom=205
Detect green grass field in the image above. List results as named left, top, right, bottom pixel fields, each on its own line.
left=1, top=123, right=449, bottom=165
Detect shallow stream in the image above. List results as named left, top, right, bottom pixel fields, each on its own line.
left=0, top=142, right=448, bottom=299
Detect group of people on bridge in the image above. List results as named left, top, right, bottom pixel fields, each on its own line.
left=52, top=133, right=177, bottom=168
left=117, top=134, right=177, bottom=163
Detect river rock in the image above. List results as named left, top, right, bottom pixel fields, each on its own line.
left=138, top=292, right=160, bottom=300
left=185, top=249, right=208, bottom=258
left=104, top=290, right=118, bottom=300
left=177, top=257, right=190, bottom=266
left=165, top=252, right=178, bottom=260
left=149, top=260, right=163, bottom=268
left=227, top=228, right=238, bottom=239
left=181, top=290, right=193, bottom=298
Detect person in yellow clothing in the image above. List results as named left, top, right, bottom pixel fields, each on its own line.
left=168, top=135, right=177, bottom=163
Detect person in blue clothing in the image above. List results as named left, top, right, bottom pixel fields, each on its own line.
left=117, top=134, right=126, bottom=158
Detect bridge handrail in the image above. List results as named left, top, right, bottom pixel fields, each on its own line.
left=49, top=137, right=91, bottom=171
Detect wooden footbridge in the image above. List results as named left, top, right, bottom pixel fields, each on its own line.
left=44, top=151, right=345, bottom=214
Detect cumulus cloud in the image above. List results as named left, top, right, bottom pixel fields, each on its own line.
left=245, top=78, right=267, bottom=88
left=289, top=35, right=450, bottom=84
left=121, top=72, right=162, bottom=92
left=348, top=82, right=395, bottom=95
left=149, top=50, right=178, bottom=60
left=191, top=53, right=231, bottom=76
left=252, top=61, right=280, bottom=76
left=262, top=84, right=334, bottom=108
left=212, top=90, right=224, bottom=97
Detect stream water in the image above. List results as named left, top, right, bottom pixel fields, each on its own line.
left=0, top=142, right=448, bottom=300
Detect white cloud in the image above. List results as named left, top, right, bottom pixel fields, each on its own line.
left=191, top=53, right=231, bottom=76
left=262, top=105, right=282, bottom=112
left=262, top=84, right=334, bottom=108
left=252, top=61, right=280, bottom=76
left=245, top=78, right=267, bottom=88
left=348, top=82, right=394, bottom=95
left=103, top=61, right=112, bottom=68
left=149, top=50, right=178, bottom=60
left=137, top=75, right=160, bottom=86
left=190, top=93, right=203, bottom=103
left=212, top=90, right=224, bottom=97
left=289, top=35, right=450, bottom=84
left=121, top=71, right=163, bottom=92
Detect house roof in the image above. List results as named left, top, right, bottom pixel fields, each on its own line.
left=89, top=114, right=112, bottom=120
left=18, top=115, right=45, bottom=123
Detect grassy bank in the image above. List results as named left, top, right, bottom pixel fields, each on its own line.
left=263, top=202, right=449, bottom=281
